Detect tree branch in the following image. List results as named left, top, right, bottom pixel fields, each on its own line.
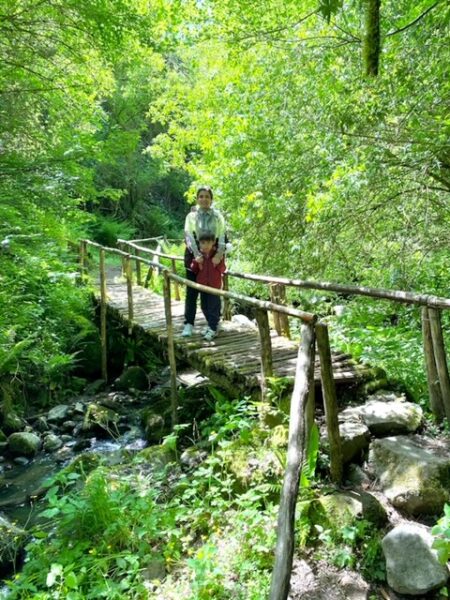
left=386, top=1, right=441, bottom=37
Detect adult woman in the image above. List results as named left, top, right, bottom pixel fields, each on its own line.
left=182, top=186, right=226, bottom=337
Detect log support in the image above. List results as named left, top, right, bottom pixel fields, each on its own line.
left=163, top=271, right=178, bottom=427
left=270, top=323, right=315, bottom=600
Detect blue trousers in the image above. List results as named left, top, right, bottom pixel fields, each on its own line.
left=184, top=269, right=221, bottom=331
left=184, top=269, right=198, bottom=325
left=200, top=292, right=221, bottom=331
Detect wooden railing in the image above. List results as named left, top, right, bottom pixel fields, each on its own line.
left=80, top=236, right=450, bottom=600
left=117, top=237, right=450, bottom=426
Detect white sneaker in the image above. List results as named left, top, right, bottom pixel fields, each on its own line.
left=182, top=323, right=193, bottom=337
left=203, top=327, right=217, bottom=342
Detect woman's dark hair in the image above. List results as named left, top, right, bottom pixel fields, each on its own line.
left=198, top=231, right=216, bottom=242
left=196, top=185, right=213, bottom=200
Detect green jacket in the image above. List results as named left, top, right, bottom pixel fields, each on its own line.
left=184, top=207, right=226, bottom=259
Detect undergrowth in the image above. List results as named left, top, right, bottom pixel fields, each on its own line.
left=5, top=390, right=388, bottom=599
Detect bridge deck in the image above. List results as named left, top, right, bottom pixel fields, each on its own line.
left=102, top=269, right=374, bottom=395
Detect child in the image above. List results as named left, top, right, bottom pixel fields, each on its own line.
left=189, top=231, right=226, bottom=341
left=182, top=185, right=226, bottom=338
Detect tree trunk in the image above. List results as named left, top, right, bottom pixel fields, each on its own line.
left=363, top=0, right=381, bottom=76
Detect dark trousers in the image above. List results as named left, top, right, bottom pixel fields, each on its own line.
left=200, top=292, right=221, bottom=331
left=184, top=269, right=198, bottom=325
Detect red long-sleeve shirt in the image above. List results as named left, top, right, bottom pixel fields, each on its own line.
left=190, top=251, right=226, bottom=289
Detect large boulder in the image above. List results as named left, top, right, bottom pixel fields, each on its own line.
left=142, top=411, right=165, bottom=444
left=0, top=515, right=27, bottom=575
left=382, top=523, right=449, bottom=595
left=115, top=366, right=149, bottom=392
left=369, top=435, right=450, bottom=515
left=47, top=404, right=71, bottom=423
left=8, top=432, right=41, bottom=457
left=2, top=411, right=26, bottom=434
left=340, top=392, right=423, bottom=436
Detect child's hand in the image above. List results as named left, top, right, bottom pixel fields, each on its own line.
left=212, top=255, right=221, bottom=266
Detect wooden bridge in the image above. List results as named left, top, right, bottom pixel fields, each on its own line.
left=80, top=235, right=450, bottom=428
left=103, top=264, right=374, bottom=396
left=80, top=235, right=450, bottom=600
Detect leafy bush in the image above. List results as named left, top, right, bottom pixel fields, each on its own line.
left=432, top=504, right=450, bottom=565
left=87, top=215, right=136, bottom=248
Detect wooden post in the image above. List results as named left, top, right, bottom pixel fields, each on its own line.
left=255, top=308, right=273, bottom=401
left=79, top=240, right=87, bottom=277
left=144, top=244, right=162, bottom=288
left=171, top=258, right=181, bottom=301
left=270, top=283, right=282, bottom=335
left=117, top=241, right=126, bottom=277
left=428, top=307, right=450, bottom=422
left=422, top=307, right=445, bottom=422
left=270, top=322, right=315, bottom=600
left=223, top=273, right=232, bottom=321
left=316, top=322, right=343, bottom=483
left=99, top=249, right=108, bottom=382
left=163, top=270, right=178, bottom=427
left=125, top=256, right=134, bottom=334
left=135, top=248, right=142, bottom=286
left=277, top=284, right=291, bottom=339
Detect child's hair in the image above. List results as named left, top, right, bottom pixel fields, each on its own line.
left=198, top=231, right=216, bottom=242
left=196, top=185, right=213, bottom=200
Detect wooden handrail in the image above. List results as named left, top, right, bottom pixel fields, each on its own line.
left=83, top=239, right=316, bottom=323
left=226, top=270, right=450, bottom=310
left=118, top=239, right=184, bottom=262
left=116, top=239, right=450, bottom=310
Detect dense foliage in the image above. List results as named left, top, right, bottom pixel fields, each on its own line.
left=150, top=0, right=450, bottom=290
left=0, top=0, right=188, bottom=406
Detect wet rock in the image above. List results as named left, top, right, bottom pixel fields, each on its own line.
left=61, top=420, right=76, bottom=432
left=2, top=412, right=26, bottom=434
left=82, top=403, right=120, bottom=437
left=54, top=446, right=74, bottom=463
left=382, top=523, right=449, bottom=595
left=61, top=434, right=73, bottom=442
left=43, top=434, right=63, bottom=452
left=73, top=439, right=91, bottom=452
left=33, top=416, right=49, bottom=433
left=0, top=515, right=27, bottom=574
left=115, top=366, right=149, bottom=392
left=369, top=435, right=450, bottom=515
left=47, top=404, right=71, bottom=422
left=13, top=456, right=30, bottom=466
left=142, top=411, right=165, bottom=444
left=73, top=401, right=85, bottom=415
left=8, top=432, right=41, bottom=457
